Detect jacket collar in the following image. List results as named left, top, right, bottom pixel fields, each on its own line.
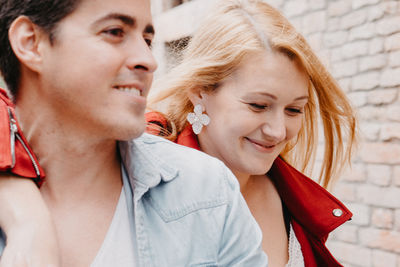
left=177, top=124, right=352, bottom=238
left=269, top=157, right=352, bottom=239
left=119, top=133, right=179, bottom=200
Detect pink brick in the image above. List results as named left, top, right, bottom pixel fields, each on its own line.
left=395, top=209, right=400, bottom=231
left=359, top=143, right=400, bottom=165
left=360, top=228, right=400, bottom=253
left=372, top=250, right=397, bottom=267
left=367, top=164, right=392, bottom=186
left=371, top=208, right=394, bottom=229
left=358, top=184, right=400, bottom=208
left=381, top=123, right=400, bottom=141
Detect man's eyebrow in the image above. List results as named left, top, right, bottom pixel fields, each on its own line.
left=93, top=13, right=136, bottom=26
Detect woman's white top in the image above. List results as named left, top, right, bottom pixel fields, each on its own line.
left=285, top=224, right=305, bottom=267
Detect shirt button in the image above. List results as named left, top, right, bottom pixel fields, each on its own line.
left=333, top=209, right=343, bottom=217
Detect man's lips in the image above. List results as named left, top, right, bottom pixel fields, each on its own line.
left=113, top=85, right=144, bottom=96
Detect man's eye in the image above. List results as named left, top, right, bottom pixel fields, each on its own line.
left=103, top=28, right=124, bottom=37
left=145, top=38, right=152, bottom=48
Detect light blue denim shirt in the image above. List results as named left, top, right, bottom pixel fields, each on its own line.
left=0, top=133, right=268, bottom=266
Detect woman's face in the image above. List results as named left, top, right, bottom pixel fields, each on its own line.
left=196, top=51, right=309, bottom=178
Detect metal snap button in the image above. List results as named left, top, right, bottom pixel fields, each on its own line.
left=333, top=208, right=343, bottom=217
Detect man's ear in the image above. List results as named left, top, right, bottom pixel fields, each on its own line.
left=8, top=16, right=47, bottom=72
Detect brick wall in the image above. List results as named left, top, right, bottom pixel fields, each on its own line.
left=152, top=0, right=400, bottom=266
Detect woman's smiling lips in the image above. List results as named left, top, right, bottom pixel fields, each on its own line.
left=245, top=137, right=277, bottom=153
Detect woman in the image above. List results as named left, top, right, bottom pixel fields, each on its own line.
left=146, top=0, right=356, bottom=266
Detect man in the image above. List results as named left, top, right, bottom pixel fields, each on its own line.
left=0, top=0, right=268, bottom=266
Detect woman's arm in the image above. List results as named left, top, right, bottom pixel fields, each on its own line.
left=0, top=175, right=60, bottom=267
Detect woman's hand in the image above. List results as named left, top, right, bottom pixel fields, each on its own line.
left=0, top=175, right=60, bottom=267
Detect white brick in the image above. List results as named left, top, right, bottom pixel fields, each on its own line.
left=332, top=59, right=358, bottom=78
left=324, top=31, right=348, bottom=48
left=385, top=33, right=400, bottom=52
left=395, top=167, right=400, bottom=187
left=340, top=9, right=368, bottom=30
left=389, top=51, right=400, bottom=67
left=328, top=0, right=351, bottom=17
left=382, top=1, right=400, bottom=15
left=327, top=17, right=341, bottom=31
left=369, top=37, right=385, bottom=55
left=367, top=89, right=398, bottom=105
left=386, top=106, right=400, bottom=122
left=352, top=71, right=380, bottom=91
left=368, top=4, right=385, bottom=22
left=338, top=78, right=351, bottom=93
left=302, top=11, right=327, bottom=34
left=360, top=122, right=381, bottom=141
left=327, top=241, right=372, bottom=266
left=381, top=68, right=400, bottom=87
left=359, top=54, right=387, bottom=72
left=349, top=23, right=376, bottom=41
left=381, top=122, right=400, bottom=141
left=358, top=106, right=386, bottom=121
left=283, top=0, right=308, bottom=17
left=330, top=224, right=358, bottom=243
left=347, top=203, right=370, bottom=226
left=377, top=16, right=400, bottom=36
left=367, top=164, right=392, bottom=186
left=308, top=0, right=326, bottom=10
left=372, top=250, right=397, bottom=267
left=358, top=184, right=400, bottom=208
left=341, top=163, right=367, bottom=182
left=331, top=182, right=357, bottom=202
left=360, top=228, right=400, bottom=253
left=352, top=0, right=380, bottom=9
left=371, top=208, right=394, bottom=229
left=349, top=91, right=368, bottom=107
left=342, top=40, right=369, bottom=59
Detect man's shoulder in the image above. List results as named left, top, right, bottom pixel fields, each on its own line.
left=126, top=133, right=240, bottom=221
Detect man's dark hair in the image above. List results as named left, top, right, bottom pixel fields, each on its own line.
left=0, top=0, right=81, bottom=97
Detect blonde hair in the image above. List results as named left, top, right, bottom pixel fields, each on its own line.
left=149, top=0, right=357, bottom=189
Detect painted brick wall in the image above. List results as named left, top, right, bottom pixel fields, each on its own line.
left=152, top=0, right=400, bottom=266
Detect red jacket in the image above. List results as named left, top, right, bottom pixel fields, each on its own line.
left=0, top=88, right=44, bottom=186
left=146, top=111, right=352, bottom=267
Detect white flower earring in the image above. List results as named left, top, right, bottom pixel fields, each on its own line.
left=187, top=104, right=210, bottom=135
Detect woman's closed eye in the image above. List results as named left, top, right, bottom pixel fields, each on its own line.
left=102, top=27, right=125, bottom=39
left=248, top=103, right=268, bottom=111
left=286, top=107, right=304, bottom=116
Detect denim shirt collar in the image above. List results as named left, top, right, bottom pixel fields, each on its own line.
left=118, top=133, right=179, bottom=200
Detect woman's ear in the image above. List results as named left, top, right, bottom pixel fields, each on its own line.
left=187, top=87, right=207, bottom=106
left=8, top=16, right=47, bottom=73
